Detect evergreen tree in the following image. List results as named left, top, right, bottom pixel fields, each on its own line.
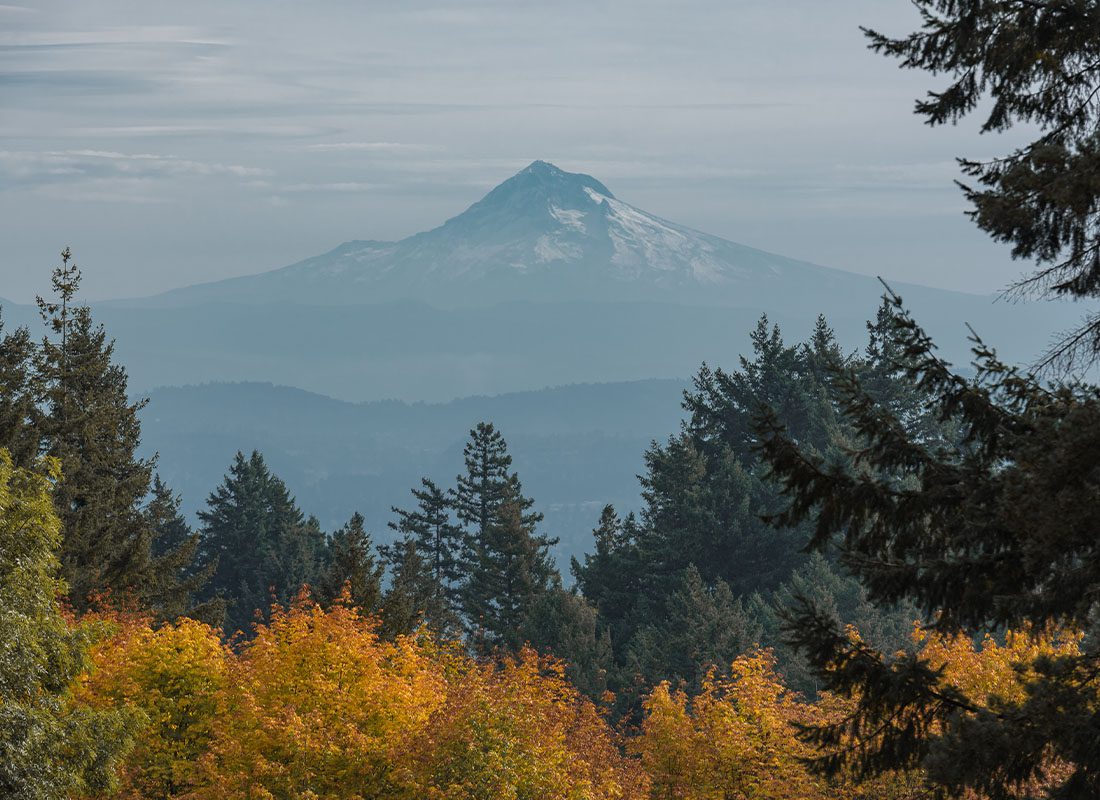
left=463, top=498, right=558, bottom=651
left=684, top=314, right=839, bottom=462
left=757, top=294, right=1100, bottom=797
left=0, top=313, right=40, bottom=469
left=863, top=1, right=1100, bottom=368
left=453, top=422, right=558, bottom=648
left=521, top=587, right=614, bottom=699
left=35, top=249, right=203, bottom=613
left=317, top=512, right=384, bottom=615
left=197, top=450, right=321, bottom=635
left=754, top=553, right=917, bottom=696
left=388, top=477, right=464, bottom=631
left=377, top=538, right=441, bottom=640
left=570, top=505, right=642, bottom=650
left=142, top=475, right=220, bottom=623
left=452, top=421, right=541, bottom=539
left=0, top=450, right=134, bottom=797
left=623, top=566, right=761, bottom=697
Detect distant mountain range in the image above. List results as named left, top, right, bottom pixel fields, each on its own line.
left=137, top=379, right=690, bottom=566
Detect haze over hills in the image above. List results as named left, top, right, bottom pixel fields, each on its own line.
left=136, top=379, right=690, bottom=566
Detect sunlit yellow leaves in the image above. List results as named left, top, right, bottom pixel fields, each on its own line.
left=77, top=612, right=228, bottom=799
left=638, top=650, right=826, bottom=800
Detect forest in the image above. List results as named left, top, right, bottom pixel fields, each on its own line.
left=6, top=2, right=1100, bottom=798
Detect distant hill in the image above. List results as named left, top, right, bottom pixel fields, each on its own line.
left=138, top=379, right=690, bottom=566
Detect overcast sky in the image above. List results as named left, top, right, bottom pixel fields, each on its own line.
left=0, top=0, right=1036, bottom=302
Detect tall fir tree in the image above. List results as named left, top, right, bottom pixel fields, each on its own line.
left=196, top=450, right=323, bottom=635
left=388, top=477, right=464, bottom=632
left=452, top=421, right=542, bottom=539
left=35, top=249, right=204, bottom=614
left=317, top=511, right=384, bottom=615
left=757, top=294, right=1100, bottom=797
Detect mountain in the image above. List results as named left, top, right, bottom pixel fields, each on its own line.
left=139, top=160, right=913, bottom=309
left=2, top=160, right=1076, bottom=402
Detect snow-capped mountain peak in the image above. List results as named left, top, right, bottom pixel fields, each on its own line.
left=148, top=161, right=861, bottom=307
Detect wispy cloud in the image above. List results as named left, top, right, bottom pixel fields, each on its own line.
left=304, top=142, right=441, bottom=153
left=281, top=182, right=383, bottom=193
left=0, top=149, right=271, bottom=183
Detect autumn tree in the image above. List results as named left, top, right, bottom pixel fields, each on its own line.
left=188, top=594, right=443, bottom=799
left=638, top=650, right=827, bottom=800
left=77, top=614, right=228, bottom=799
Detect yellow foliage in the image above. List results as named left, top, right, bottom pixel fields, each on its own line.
left=913, top=622, right=1082, bottom=707
left=188, top=593, right=445, bottom=799
left=77, top=613, right=229, bottom=799
left=409, top=647, right=648, bottom=799
left=638, top=650, right=827, bottom=800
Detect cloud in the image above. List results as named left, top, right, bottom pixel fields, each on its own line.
left=281, top=182, right=383, bottom=193
left=0, top=26, right=230, bottom=48
left=0, top=150, right=271, bottom=186
left=304, top=142, right=441, bottom=153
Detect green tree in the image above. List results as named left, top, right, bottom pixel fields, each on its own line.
left=453, top=422, right=558, bottom=648
left=377, top=538, right=441, bottom=640
left=35, top=249, right=203, bottom=614
left=452, top=421, right=541, bottom=540
left=863, top=1, right=1100, bottom=368
left=197, top=450, right=323, bottom=635
left=521, top=587, right=613, bottom=699
left=0, top=313, right=40, bottom=468
left=757, top=295, right=1100, bottom=797
left=389, top=477, right=464, bottom=632
left=317, top=511, right=384, bottom=615
left=624, top=566, right=761, bottom=696
left=143, top=475, right=221, bottom=623
left=0, top=450, right=134, bottom=798
left=463, top=498, right=559, bottom=651
left=571, top=505, right=642, bottom=651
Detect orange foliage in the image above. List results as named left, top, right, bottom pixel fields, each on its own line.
left=638, top=650, right=827, bottom=800
left=77, top=593, right=647, bottom=799
left=75, top=600, right=1085, bottom=800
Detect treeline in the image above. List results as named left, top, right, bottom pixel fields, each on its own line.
left=5, top=439, right=1080, bottom=798
left=4, top=254, right=1098, bottom=798
left=0, top=251, right=936, bottom=709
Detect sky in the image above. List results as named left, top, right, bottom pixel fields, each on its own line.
left=0, top=0, right=1037, bottom=303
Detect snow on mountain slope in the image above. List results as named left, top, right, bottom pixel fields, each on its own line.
left=139, top=160, right=883, bottom=308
